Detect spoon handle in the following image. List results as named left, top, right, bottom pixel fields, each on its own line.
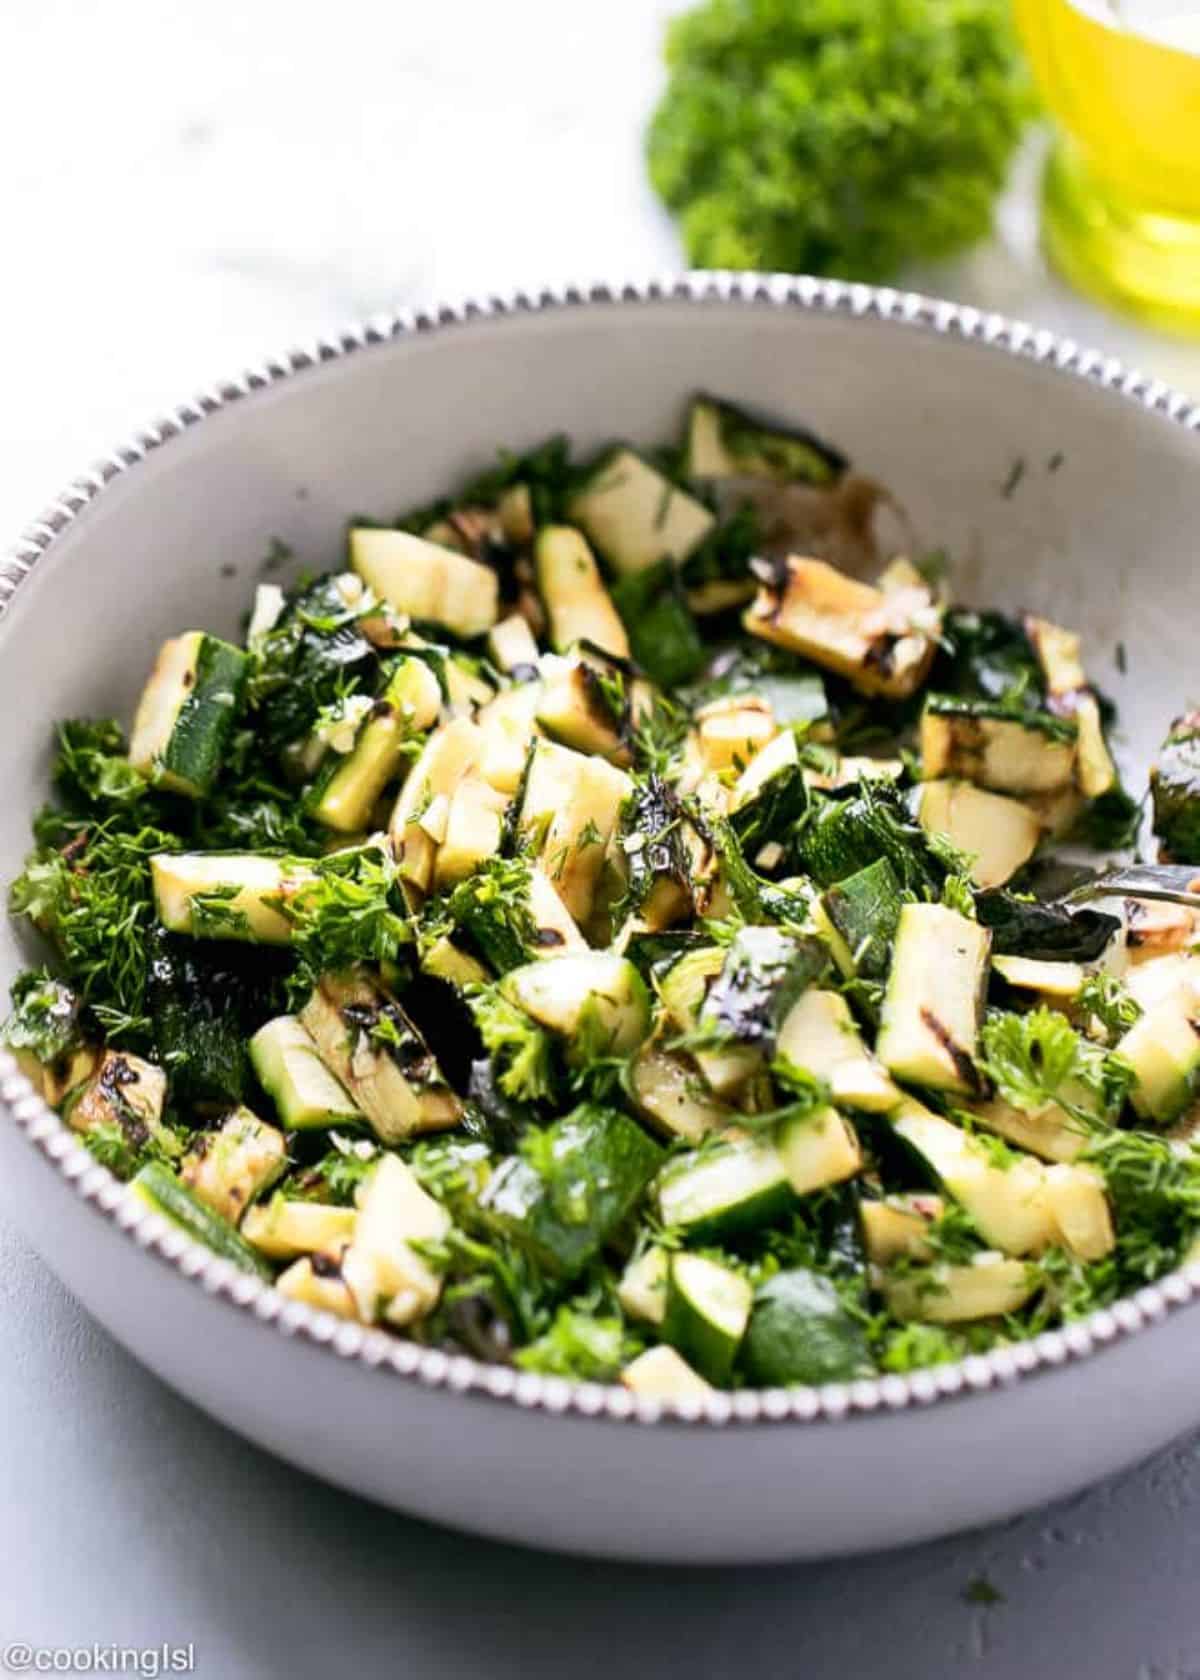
left=1067, top=864, right=1200, bottom=909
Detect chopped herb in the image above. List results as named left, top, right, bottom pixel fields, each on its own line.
left=468, top=986, right=557, bottom=1104
left=962, top=1575, right=1005, bottom=1607
left=280, top=844, right=412, bottom=1008
left=1001, top=457, right=1026, bottom=499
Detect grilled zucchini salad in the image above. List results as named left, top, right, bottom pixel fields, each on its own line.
left=8, top=394, right=1200, bottom=1401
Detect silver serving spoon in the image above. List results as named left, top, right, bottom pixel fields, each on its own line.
left=1066, top=863, right=1200, bottom=910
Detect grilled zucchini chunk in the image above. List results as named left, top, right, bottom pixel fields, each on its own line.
left=180, top=1108, right=286, bottom=1225
left=860, top=1193, right=946, bottom=1264
left=990, top=954, right=1085, bottom=1004
left=657, top=943, right=728, bottom=1035
left=432, top=775, right=508, bottom=889
left=620, top=1345, right=713, bottom=1400
left=618, top=1245, right=670, bottom=1323
left=776, top=1106, right=863, bottom=1195
left=920, top=697, right=1077, bottom=796
left=481, top=1103, right=662, bottom=1279
left=1, top=972, right=97, bottom=1108
left=889, top=1101, right=1056, bottom=1256
left=476, top=682, right=542, bottom=795
left=273, top=1251, right=360, bottom=1319
left=534, top=525, right=630, bottom=658
left=241, top=1198, right=358, bottom=1262
left=775, top=989, right=899, bottom=1112
left=881, top=1252, right=1039, bottom=1325
left=797, top=779, right=942, bottom=897
left=659, top=928, right=826, bottom=1098
left=388, top=717, right=483, bottom=899
left=699, top=926, right=829, bottom=1072
left=300, top=972, right=463, bottom=1141
left=1072, top=694, right=1120, bottom=801
left=567, top=448, right=715, bottom=576
left=1043, top=1164, right=1116, bottom=1263
left=441, top=857, right=585, bottom=976
left=1024, top=616, right=1119, bottom=800
left=339, top=1153, right=452, bottom=1327
left=1116, top=972, right=1200, bottom=1124
left=889, top=1099, right=1113, bottom=1262
left=729, top=728, right=799, bottom=812
left=876, top=905, right=991, bottom=1094
left=618, top=776, right=701, bottom=931
left=663, top=1253, right=752, bottom=1384
left=628, top=1044, right=733, bottom=1141
left=1151, top=712, right=1200, bottom=862
left=418, top=934, right=490, bottom=990
left=517, top=740, right=631, bottom=926
left=443, top=653, right=496, bottom=719
left=249, top=1015, right=363, bottom=1131
left=63, top=1049, right=176, bottom=1161
left=535, top=655, right=625, bottom=759
left=694, top=694, right=777, bottom=773
left=499, top=952, right=652, bottom=1061
left=743, top=556, right=938, bottom=700
left=486, top=613, right=540, bottom=676
left=349, top=527, right=499, bottom=638
left=1024, top=616, right=1087, bottom=697
left=740, top=1268, right=873, bottom=1386
left=967, top=1093, right=1090, bottom=1164
left=815, top=857, right=904, bottom=983
left=684, top=394, right=847, bottom=486
left=151, top=852, right=318, bottom=944
left=128, top=1161, right=272, bottom=1279
left=308, top=655, right=442, bottom=833
left=655, top=1135, right=795, bottom=1241
left=917, top=780, right=1040, bottom=890
left=129, top=631, right=249, bottom=797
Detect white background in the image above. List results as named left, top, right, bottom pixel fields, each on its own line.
left=4, top=5, right=1200, bottom=1675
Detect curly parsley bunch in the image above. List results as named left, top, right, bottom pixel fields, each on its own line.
left=647, top=0, right=1034, bottom=281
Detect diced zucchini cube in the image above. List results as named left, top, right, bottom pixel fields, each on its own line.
left=568, top=448, right=714, bottom=576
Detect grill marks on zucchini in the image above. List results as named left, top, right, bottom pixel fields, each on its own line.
left=743, top=556, right=939, bottom=700
left=877, top=905, right=990, bottom=1095
left=300, top=971, right=462, bottom=1142
left=12, top=393, right=1196, bottom=1381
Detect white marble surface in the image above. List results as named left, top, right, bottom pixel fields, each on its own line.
left=5, top=5, right=1200, bottom=1675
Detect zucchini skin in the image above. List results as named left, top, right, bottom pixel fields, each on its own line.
left=821, top=858, right=902, bottom=982
left=481, top=1104, right=662, bottom=1279
left=147, top=931, right=286, bottom=1110
left=798, top=782, right=942, bottom=897
left=165, top=636, right=250, bottom=795
left=610, top=562, right=706, bottom=689
left=1151, top=712, right=1200, bottom=862
left=739, top=1268, right=874, bottom=1386
left=686, top=394, right=847, bottom=486
left=129, top=1161, right=273, bottom=1279
left=701, top=927, right=829, bottom=1050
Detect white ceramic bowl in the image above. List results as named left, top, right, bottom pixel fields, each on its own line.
left=3, top=276, right=1200, bottom=1564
